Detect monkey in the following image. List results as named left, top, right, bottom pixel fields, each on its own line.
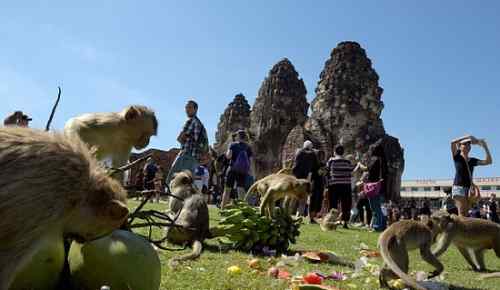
left=0, top=127, right=129, bottom=290
left=167, top=170, right=199, bottom=215
left=245, top=173, right=311, bottom=218
left=165, top=194, right=210, bottom=266
left=320, top=208, right=340, bottom=231
left=378, top=219, right=444, bottom=290
left=431, top=210, right=500, bottom=272
left=64, top=105, right=158, bottom=180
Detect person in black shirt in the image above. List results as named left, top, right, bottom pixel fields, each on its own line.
left=489, top=193, right=499, bottom=223
left=450, top=135, right=492, bottom=216
left=292, top=140, right=319, bottom=217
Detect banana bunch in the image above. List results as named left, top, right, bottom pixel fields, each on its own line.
left=213, top=202, right=302, bottom=254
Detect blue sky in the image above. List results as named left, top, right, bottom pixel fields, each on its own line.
left=1, top=1, right=499, bottom=180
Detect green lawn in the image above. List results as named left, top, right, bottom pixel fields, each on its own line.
left=128, top=199, right=500, bottom=290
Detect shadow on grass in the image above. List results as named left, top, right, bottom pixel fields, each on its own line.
left=449, top=286, right=484, bottom=290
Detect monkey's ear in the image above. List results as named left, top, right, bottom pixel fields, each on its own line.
left=124, top=106, right=140, bottom=120
left=107, top=200, right=129, bottom=220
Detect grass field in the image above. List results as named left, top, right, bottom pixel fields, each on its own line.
left=128, top=199, right=500, bottom=290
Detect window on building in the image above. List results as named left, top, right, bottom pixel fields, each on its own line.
left=411, top=187, right=419, bottom=192
left=434, top=186, right=441, bottom=191
left=481, top=186, right=492, bottom=191
left=401, top=187, right=407, bottom=191
left=424, top=187, right=432, bottom=191
left=496, top=186, right=500, bottom=191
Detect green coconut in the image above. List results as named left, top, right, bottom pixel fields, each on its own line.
left=68, top=229, right=161, bottom=290
left=11, top=235, right=65, bottom=290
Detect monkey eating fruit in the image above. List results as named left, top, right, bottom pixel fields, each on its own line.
left=245, top=173, right=311, bottom=218
left=378, top=219, right=443, bottom=290
left=0, top=127, right=128, bottom=290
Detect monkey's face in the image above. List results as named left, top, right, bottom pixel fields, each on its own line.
left=66, top=177, right=129, bottom=242
left=133, top=115, right=157, bottom=149
left=169, top=171, right=194, bottom=190
left=66, top=199, right=129, bottom=242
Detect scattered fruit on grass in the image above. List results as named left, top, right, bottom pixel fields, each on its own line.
left=303, top=272, right=323, bottom=284
left=388, top=278, right=406, bottom=289
left=227, top=265, right=242, bottom=275
left=267, top=266, right=280, bottom=278
left=248, top=258, right=261, bottom=269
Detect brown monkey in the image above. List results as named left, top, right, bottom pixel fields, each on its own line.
left=378, top=219, right=443, bottom=290
left=165, top=194, right=210, bottom=266
left=245, top=173, right=311, bottom=218
left=64, top=105, right=158, bottom=179
left=0, top=127, right=129, bottom=290
left=320, top=208, right=340, bottom=231
left=167, top=170, right=199, bottom=215
left=431, top=210, right=500, bottom=272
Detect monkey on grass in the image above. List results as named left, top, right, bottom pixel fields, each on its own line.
left=431, top=210, right=500, bottom=272
left=64, top=105, right=158, bottom=180
left=0, top=127, right=129, bottom=290
left=245, top=173, right=311, bottom=218
left=164, top=172, right=210, bottom=266
left=319, top=208, right=340, bottom=231
left=378, top=219, right=444, bottom=290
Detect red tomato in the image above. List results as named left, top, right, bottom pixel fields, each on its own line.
left=303, top=273, right=323, bottom=284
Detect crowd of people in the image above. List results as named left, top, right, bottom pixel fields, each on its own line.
left=5, top=101, right=497, bottom=233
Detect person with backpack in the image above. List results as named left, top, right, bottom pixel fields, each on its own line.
left=221, top=129, right=253, bottom=209
left=165, top=100, right=209, bottom=187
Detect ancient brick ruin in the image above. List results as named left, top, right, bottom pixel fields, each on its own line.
left=214, top=42, right=404, bottom=201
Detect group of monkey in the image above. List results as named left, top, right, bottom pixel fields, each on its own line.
left=2, top=103, right=500, bottom=290
left=0, top=105, right=158, bottom=290
left=378, top=210, right=500, bottom=290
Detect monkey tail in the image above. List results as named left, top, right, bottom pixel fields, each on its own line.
left=379, top=232, right=427, bottom=290
left=45, top=86, right=61, bottom=131
left=244, top=181, right=259, bottom=201
left=480, top=272, right=500, bottom=279
left=170, top=240, right=203, bottom=264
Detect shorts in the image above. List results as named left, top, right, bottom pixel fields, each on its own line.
left=452, top=185, right=470, bottom=198
left=225, top=170, right=247, bottom=188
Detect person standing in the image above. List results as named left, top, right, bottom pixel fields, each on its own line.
left=153, top=166, right=164, bottom=203
left=326, top=145, right=354, bottom=229
left=450, top=135, right=492, bottom=216
left=292, top=140, right=319, bottom=218
left=194, top=153, right=211, bottom=203
left=3, top=111, right=31, bottom=127
left=489, top=193, right=499, bottom=223
left=166, top=100, right=209, bottom=187
left=221, top=130, right=253, bottom=208
left=309, top=150, right=326, bottom=223
left=357, top=148, right=386, bottom=231
left=441, top=187, right=458, bottom=215
left=143, top=158, right=158, bottom=191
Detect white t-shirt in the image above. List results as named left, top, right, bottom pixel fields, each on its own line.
left=194, top=165, right=209, bottom=191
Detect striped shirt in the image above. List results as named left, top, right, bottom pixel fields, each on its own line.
left=327, top=157, right=354, bottom=186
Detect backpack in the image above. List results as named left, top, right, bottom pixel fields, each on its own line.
left=232, top=148, right=250, bottom=174
left=197, top=124, right=209, bottom=155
